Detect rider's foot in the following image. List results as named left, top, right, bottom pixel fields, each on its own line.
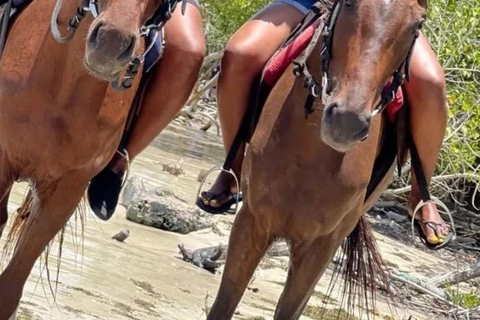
left=407, top=200, right=452, bottom=247
left=87, top=151, right=128, bottom=221
left=196, top=171, right=241, bottom=214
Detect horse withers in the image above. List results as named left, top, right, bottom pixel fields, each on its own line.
left=0, top=0, right=177, bottom=318
left=207, top=0, right=426, bottom=319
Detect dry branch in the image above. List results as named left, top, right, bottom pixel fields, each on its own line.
left=429, top=262, right=480, bottom=288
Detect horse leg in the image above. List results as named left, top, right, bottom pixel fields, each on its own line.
left=0, top=176, right=87, bottom=320
left=207, top=205, right=272, bottom=320
left=274, top=234, right=343, bottom=320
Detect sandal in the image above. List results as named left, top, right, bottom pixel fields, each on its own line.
left=413, top=220, right=453, bottom=250
left=196, top=190, right=243, bottom=215
left=409, top=198, right=456, bottom=251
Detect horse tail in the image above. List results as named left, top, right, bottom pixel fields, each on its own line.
left=2, top=188, right=87, bottom=300
left=327, top=215, right=389, bottom=318
left=2, top=189, right=34, bottom=263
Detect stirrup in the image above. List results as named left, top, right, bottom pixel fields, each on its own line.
left=196, top=164, right=241, bottom=214
left=116, top=148, right=131, bottom=189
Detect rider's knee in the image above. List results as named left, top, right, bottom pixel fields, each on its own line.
left=221, top=40, right=267, bottom=78
left=410, top=63, right=447, bottom=108
left=167, top=38, right=206, bottom=70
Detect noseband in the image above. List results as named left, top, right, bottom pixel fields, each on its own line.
left=51, top=0, right=187, bottom=90
left=294, top=0, right=420, bottom=118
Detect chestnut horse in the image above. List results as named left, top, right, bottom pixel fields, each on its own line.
left=0, top=0, right=180, bottom=318
left=207, top=0, right=426, bottom=319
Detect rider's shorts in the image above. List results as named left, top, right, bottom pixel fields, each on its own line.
left=187, top=0, right=200, bottom=10
left=273, top=0, right=317, bottom=14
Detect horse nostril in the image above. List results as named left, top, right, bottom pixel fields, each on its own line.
left=88, top=22, right=103, bottom=48
left=117, top=36, right=136, bottom=62
left=324, top=103, right=338, bottom=125
left=353, top=116, right=371, bottom=141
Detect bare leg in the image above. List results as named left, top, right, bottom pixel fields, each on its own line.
left=87, top=3, right=205, bottom=219
left=207, top=206, right=272, bottom=320
left=0, top=177, right=87, bottom=319
left=274, top=235, right=342, bottom=319
left=199, top=3, right=304, bottom=210
left=404, top=32, right=449, bottom=244
left=109, top=3, right=206, bottom=171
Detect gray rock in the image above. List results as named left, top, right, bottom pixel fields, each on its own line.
left=112, top=229, right=130, bottom=242
left=126, top=185, right=214, bottom=234
left=386, top=211, right=408, bottom=223
left=120, top=176, right=148, bottom=208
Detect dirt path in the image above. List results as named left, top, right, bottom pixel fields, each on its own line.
left=1, top=125, right=457, bottom=320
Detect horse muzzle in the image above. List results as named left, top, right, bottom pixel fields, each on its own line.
left=320, top=101, right=372, bottom=152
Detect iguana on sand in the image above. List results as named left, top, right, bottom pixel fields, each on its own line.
left=178, top=243, right=226, bottom=272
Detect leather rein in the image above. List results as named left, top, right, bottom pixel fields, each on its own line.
left=50, top=0, right=186, bottom=90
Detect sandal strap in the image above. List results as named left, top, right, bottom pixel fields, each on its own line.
left=200, top=189, right=235, bottom=201
left=418, top=221, right=452, bottom=230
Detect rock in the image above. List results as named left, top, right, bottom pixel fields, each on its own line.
left=120, top=176, right=148, bottom=208
left=162, top=159, right=185, bottom=176
left=126, top=184, right=214, bottom=234
left=197, top=169, right=208, bottom=182
left=112, top=229, right=130, bottom=242
left=386, top=211, right=408, bottom=223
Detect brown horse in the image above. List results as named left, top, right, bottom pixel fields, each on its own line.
left=207, top=0, right=427, bottom=319
left=0, top=0, right=177, bottom=318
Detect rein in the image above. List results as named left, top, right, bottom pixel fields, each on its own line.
left=294, top=0, right=419, bottom=118
left=50, top=0, right=186, bottom=90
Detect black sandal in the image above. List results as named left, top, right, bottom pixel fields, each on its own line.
left=196, top=190, right=243, bottom=215
left=414, top=220, right=454, bottom=250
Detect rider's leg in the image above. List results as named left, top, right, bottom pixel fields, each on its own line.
left=198, top=1, right=307, bottom=211
left=88, top=1, right=205, bottom=219
left=404, top=32, right=449, bottom=245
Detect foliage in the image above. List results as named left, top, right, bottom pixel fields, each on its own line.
left=445, top=286, right=480, bottom=309
left=399, top=0, right=480, bottom=204
left=200, top=0, right=269, bottom=52
left=426, top=0, right=480, bottom=174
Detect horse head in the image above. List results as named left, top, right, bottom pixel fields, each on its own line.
left=84, top=0, right=168, bottom=81
left=320, top=0, right=427, bottom=152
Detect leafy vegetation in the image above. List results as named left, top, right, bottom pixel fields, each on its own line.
left=423, top=0, right=480, bottom=202
left=446, top=286, right=480, bottom=309
left=201, top=0, right=269, bottom=52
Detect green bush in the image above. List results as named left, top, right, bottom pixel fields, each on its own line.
left=201, top=0, right=270, bottom=52
left=426, top=0, right=480, bottom=173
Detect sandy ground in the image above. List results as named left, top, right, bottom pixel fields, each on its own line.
left=1, top=124, right=460, bottom=320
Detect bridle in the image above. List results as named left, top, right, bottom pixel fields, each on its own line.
left=50, top=0, right=186, bottom=90
left=294, top=0, right=421, bottom=118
